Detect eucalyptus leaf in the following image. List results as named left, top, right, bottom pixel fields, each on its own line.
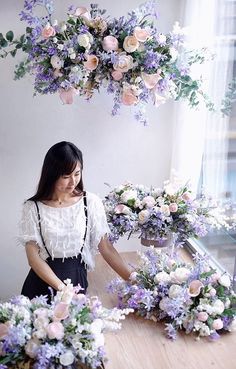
left=6, top=30, right=14, bottom=42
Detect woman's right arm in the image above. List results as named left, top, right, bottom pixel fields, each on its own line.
left=25, top=241, right=65, bottom=291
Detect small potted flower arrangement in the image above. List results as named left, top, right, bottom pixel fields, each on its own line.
left=108, top=248, right=236, bottom=340
left=0, top=281, right=132, bottom=369
left=103, top=179, right=220, bottom=248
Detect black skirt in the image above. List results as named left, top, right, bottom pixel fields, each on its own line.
left=21, top=255, right=88, bottom=300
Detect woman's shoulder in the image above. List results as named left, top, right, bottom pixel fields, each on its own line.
left=86, top=191, right=103, bottom=200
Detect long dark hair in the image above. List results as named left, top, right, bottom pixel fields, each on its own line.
left=28, top=141, right=84, bottom=201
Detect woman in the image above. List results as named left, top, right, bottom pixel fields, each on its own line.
left=18, top=141, right=131, bottom=299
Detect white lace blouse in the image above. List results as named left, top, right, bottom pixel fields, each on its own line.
left=18, top=192, right=110, bottom=270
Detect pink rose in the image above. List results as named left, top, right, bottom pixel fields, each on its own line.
left=212, top=318, right=224, bottom=330
left=83, top=54, right=99, bottom=71
left=0, top=323, right=9, bottom=339
left=114, top=204, right=131, bottom=215
left=53, top=69, right=63, bottom=78
left=169, top=203, right=178, bottom=213
left=188, top=280, right=204, bottom=297
left=123, top=36, right=139, bottom=53
left=142, top=196, right=156, bottom=208
left=59, top=87, right=77, bottom=105
left=42, top=25, right=56, bottom=39
left=46, top=322, right=64, bottom=340
left=113, top=53, right=133, bottom=73
left=182, top=192, right=192, bottom=201
left=53, top=302, right=69, bottom=321
left=74, top=7, right=91, bottom=21
left=121, top=89, right=138, bottom=106
left=102, top=35, right=119, bottom=51
left=197, top=312, right=208, bottom=322
left=142, top=71, right=162, bottom=89
left=134, top=27, right=150, bottom=42
left=111, top=70, right=123, bottom=81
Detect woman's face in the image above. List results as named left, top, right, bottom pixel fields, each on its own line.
left=54, top=162, right=82, bottom=194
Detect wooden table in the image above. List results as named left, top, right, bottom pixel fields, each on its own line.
left=87, top=252, right=236, bottom=369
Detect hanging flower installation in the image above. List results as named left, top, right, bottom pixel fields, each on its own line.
left=0, top=1, right=214, bottom=124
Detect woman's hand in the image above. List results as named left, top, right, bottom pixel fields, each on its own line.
left=98, top=236, right=131, bottom=281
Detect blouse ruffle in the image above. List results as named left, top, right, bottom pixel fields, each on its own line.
left=18, top=192, right=110, bottom=270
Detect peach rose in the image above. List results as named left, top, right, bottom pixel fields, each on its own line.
left=113, top=53, right=133, bottom=73
left=53, top=302, right=69, bottom=321
left=46, top=322, right=64, bottom=340
left=182, top=192, right=192, bottom=201
left=102, top=35, right=119, bottom=51
left=42, top=24, right=56, bottom=39
left=0, top=323, right=9, bottom=339
left=111, top=70, right=123, bottom=81
left=25, top=338, right=40, bottom=358
left=53, top=69, right=63, bottom=78
left=188, top=280, right=204, bottom=297
left=121, top=88, right=138, bottom=106
left=123, top=36, right=139, bottom=53
left=134, top=27, right=150, bottom=42
left=83, top=54, right=99, bottom=71
left=74, top=7, right=91, bottom=21
left=59, top=87, right=77, bottom=105
left=169, top=203, right=178, bottom=213
left=142, top=71, right=162, bottom=89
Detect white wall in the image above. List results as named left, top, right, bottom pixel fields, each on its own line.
left=0, top=0, right=182, bottom=299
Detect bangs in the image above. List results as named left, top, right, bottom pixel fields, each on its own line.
left=59, top=158, right=79, bottom=176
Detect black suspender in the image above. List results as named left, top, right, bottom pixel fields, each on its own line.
left=34, top=201, right=51, bottom=258
left=33, top=191, right=88, bottom=259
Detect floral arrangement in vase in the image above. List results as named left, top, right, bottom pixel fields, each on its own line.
left=0, top=280, right=132, bottom=369
left=0, top=1, right=213, bottom=124
left=103, top=179, right=224, bottom=245
left=108, top=248, right=236, bottom=340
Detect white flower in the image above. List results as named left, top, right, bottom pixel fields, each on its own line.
left=120, top=189, right=137, bottom=203
left=57, top=44, right=64, bottom=51
left=169, top=47, right=178, bottom=62
left=168, top=284, right=183, bottom=299
left=77, top=33, right=91, bottom=48
left=52, top=37, right=58, bottom=43
left=52, top=20, right=58, bottom=27
left=60, top=22, right=67, bottom=32
left=60, top=350, right=75, bottom=366
left=69, top=53, right=76, bottom=60
left=138, top=209, right=150, bottom=224
left=160, top=204, right=170, bottom=217
left=159, top=297, right=169, bottom=311
left=218, top=274, right=231, bottom=288
left=50, top=55, right=63, bottom=69
left=154, top=271, right=171, bottom=284
left=212, top=299, right=225, bottom=315
left=170, top=267, right=190, bottom=284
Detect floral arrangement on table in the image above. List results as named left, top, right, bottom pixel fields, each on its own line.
left=0, top=0, right=214, bottom=124
left=0, top=280, right=132, bottom=369
left=108, top=248, right=236, bottom=340
left=103, top=179, right=223, bottom=245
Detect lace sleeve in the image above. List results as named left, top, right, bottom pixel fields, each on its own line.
left=18, top=201, right=44, bottom=249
